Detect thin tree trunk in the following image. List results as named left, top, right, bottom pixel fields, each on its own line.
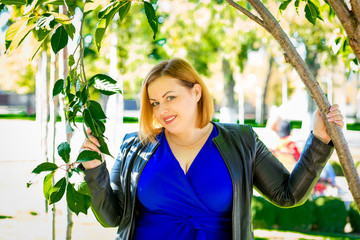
left=36, top=50, right=49, bottom=214
left=261, top=56, right=273, bottom=124
left=226, top=0, right=360, bottom=212
left=57, top=6, right=72, bottom=239
left=48, top=50, right=58, bottom=240
left=222, top=58, right=236, bottom=108
left=235, top=66, right=245, bottom=124
left=107, top=19, right=124, bottom=152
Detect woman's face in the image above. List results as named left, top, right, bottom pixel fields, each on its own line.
left=147, top=76, right=201, bottom=134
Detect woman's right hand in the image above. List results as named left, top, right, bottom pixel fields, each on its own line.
left=80, top=128, right=104, bottom=170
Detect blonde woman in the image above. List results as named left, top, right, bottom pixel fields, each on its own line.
left=80, top=58, right=343, bottom=240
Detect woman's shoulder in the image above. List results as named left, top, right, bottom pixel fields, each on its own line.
left=213, top=122, right=254, bottom=135
left=120, top=132, right=141, bottom=150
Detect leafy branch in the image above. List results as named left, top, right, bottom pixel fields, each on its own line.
left=1, top=0, right=159, bottom=216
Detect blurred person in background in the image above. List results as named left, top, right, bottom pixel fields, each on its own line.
left=273, top=120, right=301, bottom=161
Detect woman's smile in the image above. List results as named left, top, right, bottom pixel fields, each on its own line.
left=164, top=115, right=177, bottom=124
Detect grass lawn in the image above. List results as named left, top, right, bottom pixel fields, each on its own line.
left=254, top=229, right=360, bottom=240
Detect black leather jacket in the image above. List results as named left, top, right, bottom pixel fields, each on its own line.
left=83, top=123, right=333, bottom=240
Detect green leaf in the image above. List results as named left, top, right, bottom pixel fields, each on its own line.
left=1, top=0, right=26, bottom=5
left=49, top=177, right=66, bottom=204
left=65, top=75, right=71, bottom=95
left=98, top=136, right=112, bottom=157
left=98, top=1, right=116, bottom=19
left=95, top=119, right=105, bottom=135
left=7, top=18, right=36, bottom=52
left=64, top=23, right=75, bottom=40
left=335, top=36, right=341, bottom=45
left=95, top=2, right=122, bottom=51
left=76, top=150, right=102, bottom=163
left=84, top=0, right=104, bottom=16
left=144, top=2, right=158, bottom=40
left=53, top=79, right=64, bottom=98
left=43, top=171, right=55, bottom=200
left=294, top=0, right=300, bottom=14
left=0, top=4, right=6, bottom=12
left=68, top=54, right=75, bottom=67
left=32, top=162, right=58, bottom=174
left=83, top=109, right=98, bottom=136
left=88, top=74, right=122, bottom=96
left=304, top=0, right=323, bottom=25
left=57, top=142, right=71, bottom=163
left=304, top=2, right=317, bottom=25
left=78, top=182, right=91, bottom=196
left=66, top=183, right=91, bottom=215
left=80, top=86, right=88, bottom=106
left=95, top=18, right=107, bottom=52
left=51, top=25, right=68, bottom=54
left=5, top=17, right=28, bottom=50
left=342, top=37, right=348, bottom=52
left=89, top=100, right=106, bottom=120
left=279, top=0, right=292, bottom=13
left=119, top=1, right=131, bottom=22
left=35, top=28, right=51, bottom=41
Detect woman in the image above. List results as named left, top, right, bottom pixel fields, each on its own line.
left=80, top=58, right=344, bottom=240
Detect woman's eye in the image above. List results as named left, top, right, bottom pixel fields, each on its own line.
left=167, top=96, right=175, bottom=101
left=151, top=102, right=159, bottom=107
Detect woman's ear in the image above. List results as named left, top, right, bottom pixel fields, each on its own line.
left=193, top=84, right=202, bottom=102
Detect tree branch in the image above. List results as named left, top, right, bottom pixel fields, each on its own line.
left=225, top=0, right=266, bottom=29
left=226, top=0, right=360, bottom=212
left=327, top=0, right=355, bottom=35
left=350, top=0, right=360, bottom=22
left=327, top=0, right=360, bottom=63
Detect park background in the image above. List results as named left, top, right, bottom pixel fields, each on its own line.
left=0, top=0, right=360, bottom=239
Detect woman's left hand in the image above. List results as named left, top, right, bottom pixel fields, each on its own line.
left=313, top=104, right=344, bottom=144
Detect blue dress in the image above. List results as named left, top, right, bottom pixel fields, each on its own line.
left=134, top=125, right=233, bottom=240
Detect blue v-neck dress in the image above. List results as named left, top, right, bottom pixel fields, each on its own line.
left=134, top=126, right=233, bottom=240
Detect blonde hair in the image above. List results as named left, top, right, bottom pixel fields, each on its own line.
left=139, top=58, right=214, bottom=143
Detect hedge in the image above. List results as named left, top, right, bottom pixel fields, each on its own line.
left=313, top=196, right=347, bottom=233
left=349, top=201, right=360, bottom=233
left=251, top=196, right=277, bottom=229
left=252, top=196, right=349, bottom=233
left=276, top=200, right=314, bottom=232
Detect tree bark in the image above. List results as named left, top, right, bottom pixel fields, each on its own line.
left=225, top=0, right=360, bottom=212
left=327, top=0, right=360, bottom=62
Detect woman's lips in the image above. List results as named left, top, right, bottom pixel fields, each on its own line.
left=164, top=115, right=177, bottom=124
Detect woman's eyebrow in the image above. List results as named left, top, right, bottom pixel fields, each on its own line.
left=149, top=91, right=175, bottom=101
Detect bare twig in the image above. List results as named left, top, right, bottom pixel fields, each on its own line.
left=225, top=0, right=266, bottom=29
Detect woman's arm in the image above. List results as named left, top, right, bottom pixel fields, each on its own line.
left=253, top=132, right=333, bottom=207
left=253, top=104, right=342, bottom=207
left=81, top=134, right=133, bottom=227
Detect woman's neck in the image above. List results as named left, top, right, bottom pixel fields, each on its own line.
left=166, top=123, right=212, bottom=149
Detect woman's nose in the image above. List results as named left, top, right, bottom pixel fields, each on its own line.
left=159, top=103, right=169, bottom=115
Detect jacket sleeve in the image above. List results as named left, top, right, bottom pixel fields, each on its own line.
left=82, top=134, right=133, bottom=227
left=253, top=130, right=334, bottom=207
